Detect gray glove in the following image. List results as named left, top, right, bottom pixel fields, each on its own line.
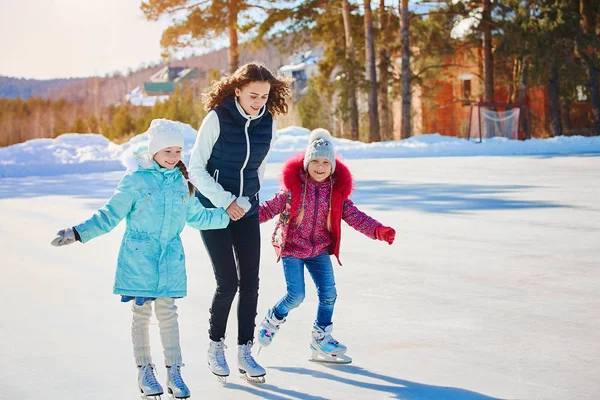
left=236, top=196, right=251, bottom=213
left=51, top=227, right=76, bottom=247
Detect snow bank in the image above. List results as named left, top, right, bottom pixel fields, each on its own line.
left=2, top=123, right=600, bottom=178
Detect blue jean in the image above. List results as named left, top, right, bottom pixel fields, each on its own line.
left=273, top=252, right=337, bottom=328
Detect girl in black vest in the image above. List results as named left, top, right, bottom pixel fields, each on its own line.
left=188, top=62, right=290, bottom=383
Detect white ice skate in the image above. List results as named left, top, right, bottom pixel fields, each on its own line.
left=257, top=308, right=286, bottom=352
left=166, top=364, right=190, bottom=399
left=138, top=364, right=164, bottom=399
left=207, top=338, right=230, bottom=383
left=309, top=324, right=352, bottom=364
left=238, top=341, right=266, bottom=383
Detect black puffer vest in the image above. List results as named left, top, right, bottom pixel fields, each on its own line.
left=196, top=96, right=273, bottom=217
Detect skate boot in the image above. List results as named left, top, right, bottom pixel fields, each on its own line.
left=310, top=323, right=352, bottom=364
left=207, top=338, right=230, bottom=383
left=257, top=308, right=286, bottom=350
left=166, top=364, right=190, bottom=399
left=138, top=364, right=164, bottom=398
left=238, top=341, right=266, bottom=383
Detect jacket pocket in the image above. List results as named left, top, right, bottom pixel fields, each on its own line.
left=118, top=238, right=158, bottom=292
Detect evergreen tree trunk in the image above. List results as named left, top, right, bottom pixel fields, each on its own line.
left=378, top=0, right=392, bottom=141
left=341, top=0, right=359, bottom=140
left=577, top=0, right=600, bottom=135
left=227, top=0, right=240, bottom=73
left=400, top=0, right=411, bottom=139
left=519, top=57, right=530, bottom=139
left=482, top=0, right=494, bottom=102
left=560, top=99, right=572, bottom=134
left=548, top=60, right=562, bottom=136
left=586, top=68, right=600, bottom=135
left=364, top=0, right=380, bottom=142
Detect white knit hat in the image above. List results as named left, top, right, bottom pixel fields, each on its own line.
left=147, top=119, right=184, bottom=156
left=303, top=128, right=336, bottom=173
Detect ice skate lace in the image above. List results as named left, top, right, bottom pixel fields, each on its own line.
left=141, top=364, right=159, bottom=386
left=214, top=341, right=227, bottom=367
left=241, top=343, right=259, bottom=368
left=169, top=364, right=185, bottom=388
left=262, top=317, right=280, bottom=332
left=323, top=334, right=339, bottom=345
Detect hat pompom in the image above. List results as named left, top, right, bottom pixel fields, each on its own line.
left=307, top=128, right=333, bottom=144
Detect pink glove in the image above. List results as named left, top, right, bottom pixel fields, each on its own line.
left=375, top=226, right=395, bottom=245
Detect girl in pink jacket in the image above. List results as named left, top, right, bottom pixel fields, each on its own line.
left=257, top=128, right=395, bottom=363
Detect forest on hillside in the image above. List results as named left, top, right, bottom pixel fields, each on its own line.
left=1, top=0, right=599, bottom=148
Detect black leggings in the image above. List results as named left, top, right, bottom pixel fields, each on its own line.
left=201, top=213, right=260, bottom=345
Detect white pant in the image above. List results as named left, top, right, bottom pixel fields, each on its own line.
left=131, top=298, right=182, bottom=366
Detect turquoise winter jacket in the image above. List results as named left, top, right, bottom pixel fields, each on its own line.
left=74, top=147, right=230, bottom=298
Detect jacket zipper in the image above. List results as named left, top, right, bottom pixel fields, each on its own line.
left=136, top=193, right=151, bottom=219
left=212, top=169, right=219, bottom=183
left=239, top=119, right=251, bottom=197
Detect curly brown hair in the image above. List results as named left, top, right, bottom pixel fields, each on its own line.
left=202, top=62, right=292, bottom=116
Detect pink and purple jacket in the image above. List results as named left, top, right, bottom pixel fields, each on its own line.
left=258, top=154, right=382, bottom=265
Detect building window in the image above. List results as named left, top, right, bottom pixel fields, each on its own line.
left=462, top=79, right=471, bottom=99
left=458, top=73, right=474, bottom=103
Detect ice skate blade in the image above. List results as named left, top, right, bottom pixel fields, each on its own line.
left=207, top=364, right=229, bottom=384
left=140, top=394, right=163, bottom=400
left=309, top=356, right=352, bottom=364
left=167, top=387, right=191, bottom=399
left=238, top=369, right=266, bottom=384
left=309, top=349, right=352, bottom=364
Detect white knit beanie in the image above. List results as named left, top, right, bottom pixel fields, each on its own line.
left=304, top=128, right=336, bottom=173
left=147, top=119, right=185, bottom=156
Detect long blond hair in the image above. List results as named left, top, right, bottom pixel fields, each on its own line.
left=202, top=62, right=292, bottom=115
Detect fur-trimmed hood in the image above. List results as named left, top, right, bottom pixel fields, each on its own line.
left=281, top=152, right=354, bottom=196
left=120, top=145, right=177, bottom=175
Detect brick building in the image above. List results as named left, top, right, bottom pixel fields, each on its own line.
left=393, top=46, right=593, bottom=139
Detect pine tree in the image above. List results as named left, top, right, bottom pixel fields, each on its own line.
left=377, top=0, right=393, bottom=141
left=399, top=0, right=411, bottom=139
left=341, top=0, right=360, bottom=140
left=297, top=79, right=332, bottom=131
left=363, top=0, right=380, bottom=142
left=141, top=0, right=278, bottom=73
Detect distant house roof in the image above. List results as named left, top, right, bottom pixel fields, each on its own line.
left=125, top=66, right=197, bottom=105
left=143, top=67, right=195, bottom=95
left=143, top=81, right=176, bottom=95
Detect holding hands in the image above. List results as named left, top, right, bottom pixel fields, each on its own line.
left=375, top=226, right=396, bottom=245
left=51, top=227, right=76, bottom=247
left=227, top=196, right=251, bottom=221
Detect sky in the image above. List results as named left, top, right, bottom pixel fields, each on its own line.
left=1, top=125, right=599, bottom=399
left=0, top=0, right=173, bottom=79
left=0, top=0, right=440, bottom=81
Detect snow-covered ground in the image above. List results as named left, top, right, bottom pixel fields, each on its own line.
left=2, top=123, right=600, bottom=178
left=1, top=126, right=600, bottom=399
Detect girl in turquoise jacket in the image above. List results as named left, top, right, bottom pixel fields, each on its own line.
left=51, top=119, right=229, bottom=400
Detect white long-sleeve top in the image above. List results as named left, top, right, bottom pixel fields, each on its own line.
left=188, top=109, right=277, bottom=209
